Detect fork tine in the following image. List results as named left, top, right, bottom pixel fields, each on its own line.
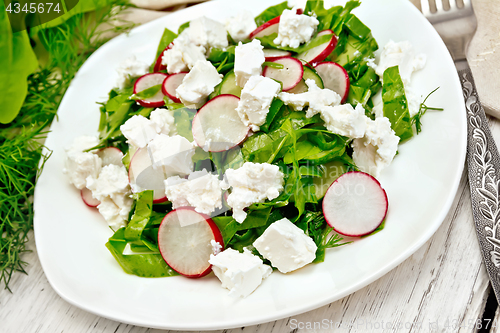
left=449, top=0, right=457, bottom=10
left=462, top=0, right=472, bottom=10
left=435, top=0, right=444, bottom=12
left=420, top=0, right=431, bottom=16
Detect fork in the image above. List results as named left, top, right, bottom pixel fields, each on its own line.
left=421, top=0, right=500, bottom=303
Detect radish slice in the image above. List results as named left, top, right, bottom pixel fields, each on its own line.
left=263, top=57, right=304, bottom=91
left=158, top=207, right=224, bottom=278
left=314, top=61, right=350, bottom=103
left=192, top=94, right=249, bottom=152
left=249, top=16, right=280, bottom=39
left=81, top=188, right=99, bottom=207
left=322, top=171, right=388, bottom=237
left=162, top=72, right=187, bottom=103
left=133, top=73, right=168, bottom=108
left=297, top=30, right=338, bottom=66
left=97, top=147, right=123, bottom=166
left=153, top=43, right=173, bottom=72
left=128, top=147, right=168, bottom=203
left=263, top=49, right=291, bottom=60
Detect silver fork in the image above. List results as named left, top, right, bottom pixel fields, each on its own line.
left=421, top=0, right=500, bottom=303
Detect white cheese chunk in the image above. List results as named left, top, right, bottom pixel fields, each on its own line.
left=147, top=134, right=195, bottom=177
left=253, top=218, right=317, bottom=273
left=176, top=60, right=223, bottom=108
left=273, top=9, right=319, bottom=48
left=120, top=115, right=158, bottom=149
left=161, top=35, right=206, bottom=74
left=188, top=16, right=228, bottom=50
left=164, top=169, right=222, bottom=215
left=86, top=164, right=133, bottom=230
left=209, top=248, right=272, bottom=298
left=149, top=108, right=177, bottom=136
left=405, top=86, right=422, bottom=117
left=278, top=79, right=341, bottom=118
left=225, top=10, right=257, bottom=42
left=375, top=40, right=426, bottom=85
left=234, top=39, right=265, bottom=87
left=236, top=76, right=281, bottom=131
left=63, top=135, right=102, bottom=190
left=320, top=103, right=369, bottom=139
left=352, top=117, right=400, bottom=177
left=222, top=162, right=284, bottom=223
left=115, top=55, right=149, bottom=90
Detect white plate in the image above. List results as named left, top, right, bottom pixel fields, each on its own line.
left=34, top=0, right=466, bottom=330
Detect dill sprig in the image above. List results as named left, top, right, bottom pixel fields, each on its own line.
left=412, top=87, right=444, bottom=134
left=0, top=1, right=135, bottom=291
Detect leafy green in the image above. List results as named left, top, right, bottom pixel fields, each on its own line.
left=257, top=32, right=332, bottom=53
left=254, top=1, right=290, bottom=26
left=130, top=84, right=162, bottom=100
left=412, top=87, right=443, bottom=134
left=155, top=28, right=177, bottom=59
left=382, top=66, right=413, bottom=142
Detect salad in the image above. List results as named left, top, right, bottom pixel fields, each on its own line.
left=63, top=0, right=434, bottom=298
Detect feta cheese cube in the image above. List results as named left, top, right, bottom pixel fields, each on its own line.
left=149, top=108, right=177, bottom=136
left=115, top=55, right=149, bottom=90
left=188, top=16, right=228, bottom=50
left=161, top=36, right=206, bottom=74
left=120, top=115, right=158, bottom=148
left=209, top=248, right=272, bottom=298
left=225, top=10, right=257, bottom=42
left=222, top=162, right=284, bottom=223
left=274, top=9, right=319, bottom=48
left=320, top=103, right=369, bottom=139
left=63, top=135, right=102, bottom=190
left=375, top=40, right=426, bottom=85
left=278, top=79, right=341, bottom=118
left=176, top=60, right=223, bottom=108
left=86, top=164, right=133, bottom=230
left=147, top=134, right=195, bottom=177
left=236, top=76, right=281, bottom=131
left=234, top=39, right=265, bottom=87
left=253, top=218, right=317, bottom=273
left=164, top=169, right=222, bottom=215
left=352, top=117, right=400, bottom=177
left=405, top=86, right=422, bottom=117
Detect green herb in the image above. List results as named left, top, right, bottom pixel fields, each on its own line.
left=412, top=87, right=443, bottom=134
left=263, top=61, right=284, bottom=69
left=130, top=84, right=162, bottom=100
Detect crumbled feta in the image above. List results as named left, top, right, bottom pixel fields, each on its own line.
left=222, top=162, right=284, bottom=223
left=187, top=16, right=228, bottom=50
left=149, top=108, right=177, bottom=136
left=147, top=134, right=195, bottom=177
left=320, top=103, right=369, bottom=139
left=63, top=136, right=102, bottom=190
left=273, top=9, right=319, bottom=48
left=225, top=10, right=257, bottom=42
left=234, top=39, right=265, bottom=87
left=278, top=79, right=341, bottom=118
left=253, top=218, right=317, bottom=273
left=86, top=164, right=133, bottom=230
left=161, top=36, right=206, bottom=74
left=209, top=248, right=272, bottom=298
left=352, top=117, right=400, bottom=177
left=211, top=239, right=222, bottom=255
left=405, top=86, right=422, bottom=117
left=120, top=115, right=158, bottom=148
left=115, top=55, right=149, bottom=90
left=375, top=40, right=426, bottom=85
left=176, top=60, right=223, bottom=108
left=236, top=76, right=281, bottom=131
left=164, top=169, right=222, bottom=215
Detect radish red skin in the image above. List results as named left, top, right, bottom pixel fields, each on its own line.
left=162, top=72, right=187, bottom=104
left=81, top=188, right=99, bottom=208
left=158, top=207, right=224, bottom=278
left=248, top=8, right=303, bottom=39
left=322, top=171, right=388, bottom=237
left=262, top=57, right=304, bottom=91
left=298, top=30, right=338, bottom=66
left=133, top=73, right=168, bottom=108
left=314, top=61, right=350, bottom=103
left=153, top=43, right=173, bottom=72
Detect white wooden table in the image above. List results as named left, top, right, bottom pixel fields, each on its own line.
left=2, top=1, right=500, bottom=332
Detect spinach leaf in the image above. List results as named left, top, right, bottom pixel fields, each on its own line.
left=382, top=66, right=413, bottom=142
left=254, top=1, right=290, bottom=26
left=155, top=28, right=177, bottom=59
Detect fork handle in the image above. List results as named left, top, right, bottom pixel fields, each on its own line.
left=458, top=59, right=500, bottom=303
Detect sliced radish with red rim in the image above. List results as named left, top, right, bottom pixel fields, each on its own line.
left=322, top=171, right=388, bottom=237
left=192, top=94, right=249, bottom=152
left=128, top=147, right=168, bottom=203
left=263, top=49, right=291, bottom=60
left=162, top=72, right=187, bottom=103
left=133, top=73, right=168, bottom=108
left=153, top=43, right=173, bottom=72
left=249, top=16, right=280, bottom=39
left=314, top=61, right=350, bottom=103
left=263, top=57, right=304, bottom=91
left=97, top=147, right=123, bottom=166
left=297, top=30, right=338, bottom=66
left=158, top=207, right=224, bottom=278
left=81, top=188, right=100, bottom=208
